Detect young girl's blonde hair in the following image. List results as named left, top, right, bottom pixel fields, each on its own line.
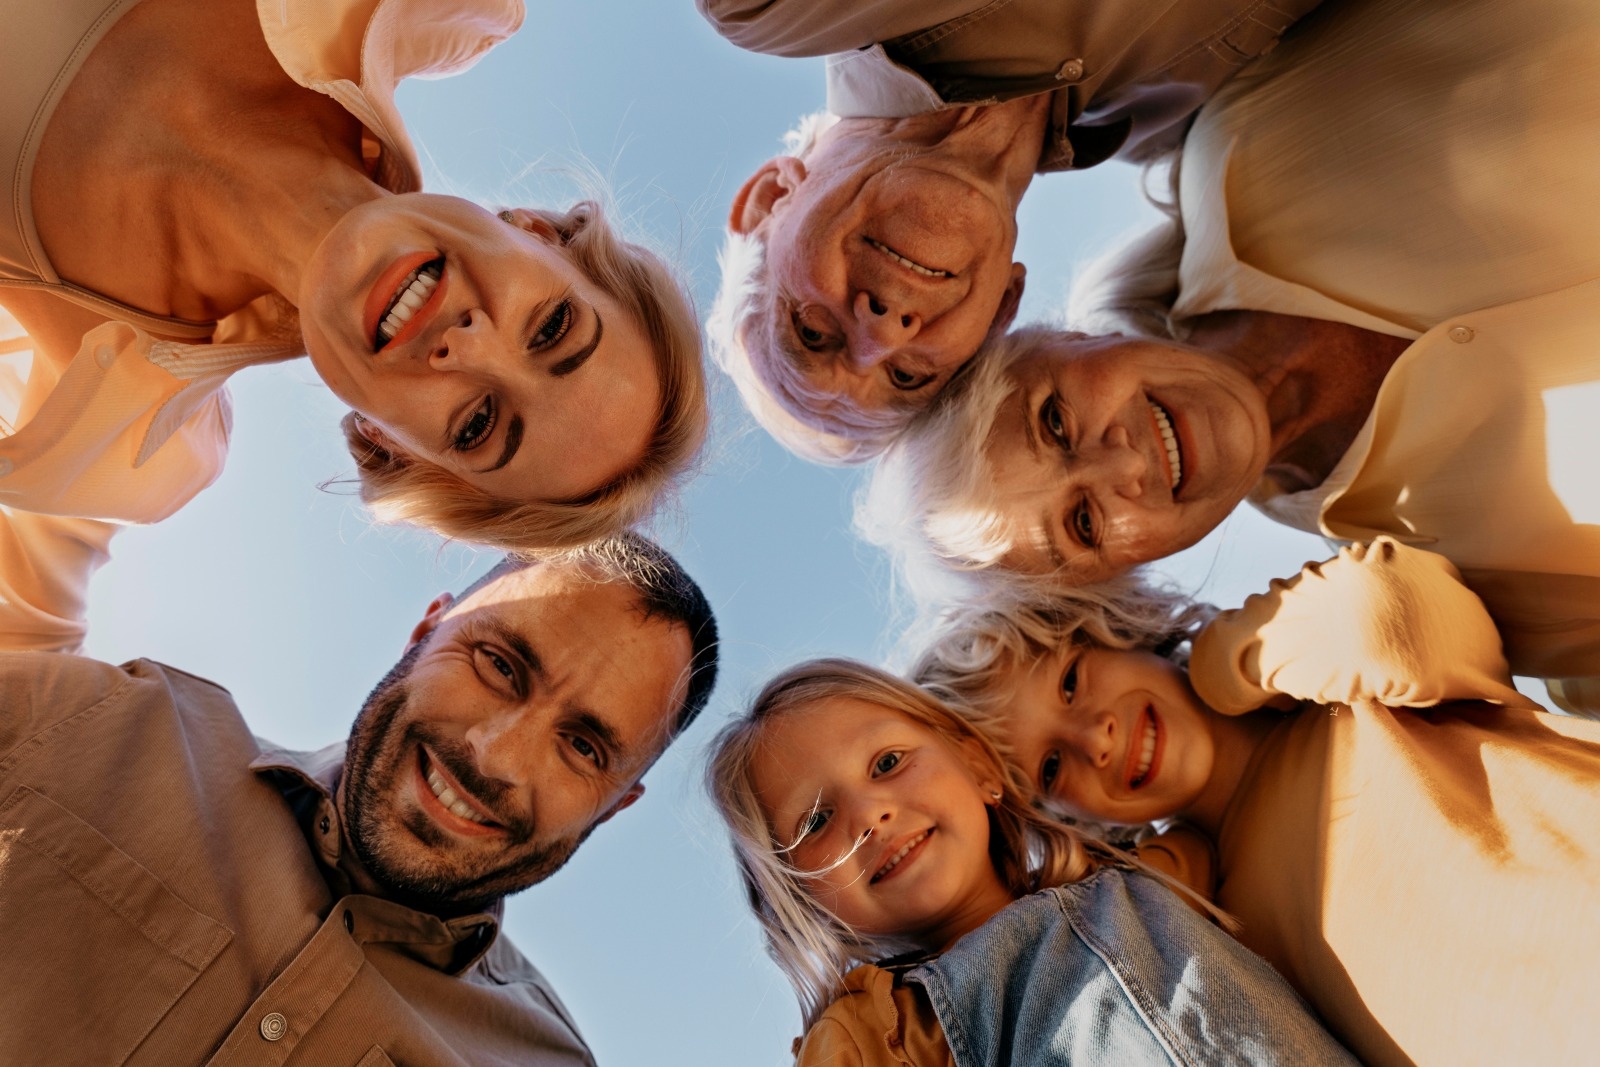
left=342, top=200, right=706, bottom=553
left=706, top=657, right=1114, bottom=1029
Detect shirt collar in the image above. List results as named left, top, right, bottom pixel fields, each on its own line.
left=824, top=45, right=1127, bottom=172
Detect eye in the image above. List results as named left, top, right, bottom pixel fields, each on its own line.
left=887, top=365, right=935, bottom=391
left=792, top=307, right=839, bottom=353
left=453, top=397, right=496, bottom=452
left=801, top=808, right=831, bottom=838
left=1061, top=659, right=1079, bottom=699
left=872, top=751, right=902, bottom=776
left=568, top=734, right=603, bottom=767
left=1069, top=501, right=1096, bottom=548
left=530, top=299, right=574, bottom=351
left=472, top=646, right=519, bottom=693
left=1040, top=395, right=1070, bottom=444
left=1040, top=751, right=1062, bottom=791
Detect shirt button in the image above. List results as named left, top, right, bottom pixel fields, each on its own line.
left=343, top=909, right=354, bottom=933
left=1447, top=325, right=1475, bottom=343
left=318, top=815, right=331, bottom=834
left=260, top=1013, right=288, bottom=1041
left=1055, top=58, right=1085, bottom=82
left=94, top=344, right=116, bottom=368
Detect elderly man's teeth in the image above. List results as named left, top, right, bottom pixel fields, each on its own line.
left=377, top=262, right=442, bottom=343
left=864, top=237, right=952, bottom=278
left=1149, top=401, right=1184, bottom=491
left=872, top=830, right=930, bottom=881
left=426, top=766, right=488, bottom=824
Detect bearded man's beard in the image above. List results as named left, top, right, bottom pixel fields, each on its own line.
left=339, top=643, right=586, bottom=915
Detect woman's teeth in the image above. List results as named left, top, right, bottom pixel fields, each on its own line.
left=1149, top=401, right=1184, bottom=491
left=376, top=261, right=442, bottom=344
left=872, top=829, right=930, bottom=882
left=864, top=237, right=952, bottom=278
left=426, top=764, right=488, bottom=824
left=1130, top=714, right=1156, bottom=788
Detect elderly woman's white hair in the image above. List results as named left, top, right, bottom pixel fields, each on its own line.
left=707, top=111, right=922, bottom=465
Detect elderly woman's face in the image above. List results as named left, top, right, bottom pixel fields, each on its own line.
left=983, top=334, right=1270, bottom=581
left=302, top=194, right=660, bottom=503
left=756, top=147, right=1024, bottom=424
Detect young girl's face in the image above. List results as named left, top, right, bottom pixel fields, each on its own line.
left=749, top=696, right=1015, bottom=948
left=1003, top=644, right=1217, bottom=826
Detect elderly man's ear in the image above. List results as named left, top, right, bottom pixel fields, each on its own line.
left=729, top=157, right=808, bottom=234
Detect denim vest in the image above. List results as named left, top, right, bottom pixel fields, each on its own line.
left=905, top=869, right=1355, bottom=1066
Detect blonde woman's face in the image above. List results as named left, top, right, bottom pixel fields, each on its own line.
left=749, top=697, right=1013, bottom=949
left=1004, top=645, right=1217, bottom=826
left=302, top=193, right=660, bottom=503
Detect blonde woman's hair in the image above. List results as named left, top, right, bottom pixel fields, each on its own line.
left=705, top=657, right=1112, bottom=1029
left=343, top=200, right=706, bottom=553
left=706, top=112, right=924, bottom=465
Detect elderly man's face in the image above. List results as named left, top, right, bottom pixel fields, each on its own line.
left=340, top=563, right=692, bottom=912
left=734, top=138, right=1026, bottom=424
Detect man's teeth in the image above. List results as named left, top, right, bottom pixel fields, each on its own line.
left=865, top=237, right=951, bottom=278
left=1131, top=715, right=1156, bottom=788
left=1149, top=401, right=1184, bottom=491
left=377, top=262, right=442, bottom=344
left=872, top=830, right=930, bottom=881
left=426, top=766, right=488, bottom=824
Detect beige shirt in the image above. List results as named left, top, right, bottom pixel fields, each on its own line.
left=1172, top=0, right=1600, bottom=705
left=1189, top=541, right=1600, bottom=1067
left=698, top=0, right=1320, bottom=168
left=0, top=0, right=523, bottom=525
left=0, top=652, right=595, bottom=1067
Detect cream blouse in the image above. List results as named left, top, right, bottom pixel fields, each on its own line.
left=1189, top=540, right=1600, bottom=1067
left=0, top=0, right=523, bottom=525
left=1170, top=0, right=1600, bottom=711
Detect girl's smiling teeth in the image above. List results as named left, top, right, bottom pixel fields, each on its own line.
left=376, top=259, right=443, bottom=347
left=872, top=828, right=933, bottom=883
left=1148, top=400, right=1184, bottom=492
left=1129, top=709, right=1158, bottom=789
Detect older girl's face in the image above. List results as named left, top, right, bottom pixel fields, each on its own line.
left=1003, top=644, right=1217, bottom=826
left=749, top=697, right=1014, bottom=948
left=984, top=334, right=1270, bottom=582
left=301, top=194, right=661, bottom=503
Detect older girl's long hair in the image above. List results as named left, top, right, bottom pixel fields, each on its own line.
left=705, top=658, right=1114, bottom=1029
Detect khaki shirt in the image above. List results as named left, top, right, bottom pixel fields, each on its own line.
left=0, top=651, right=595, bottom=1067
left=1172, top=0, right=1600, bottom=707
left=697, top=0, right=1321, bottom=167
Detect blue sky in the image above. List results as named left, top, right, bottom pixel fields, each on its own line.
left=82, top=3, right=1369, bottom=1063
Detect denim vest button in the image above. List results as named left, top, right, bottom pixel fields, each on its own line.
left=259, top=1012, right=288, bottom=1041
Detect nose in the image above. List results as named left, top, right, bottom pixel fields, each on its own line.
left=428, top=307, right=491, bottom=370
left=463, top=704, right=539, bottom=786
left=1083, top=425, right=1147, bottom=499
left=848, top=290, right=920, bottom=369
left=1070, top=709, right=1117, bottom=770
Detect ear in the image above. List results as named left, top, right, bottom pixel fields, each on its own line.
left=955, top=735, right=1006, bottom=803
left=352, top=414, right=401, bottom=456
left=729, top=157, right=806, bottom=234
left=496, top=207, right=563, bottom=244
left=597, top=782, right=645, bottom=824
left=407, top=592, right=454, bottom=650
left=988, top=263, right=1028, bottom=336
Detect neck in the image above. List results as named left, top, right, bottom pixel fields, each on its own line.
left=1187, top=310, right=1410, bottom=492
left=1180, top=709, right=1283, bottom=837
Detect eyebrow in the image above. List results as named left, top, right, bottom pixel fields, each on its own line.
left=550, top=313, right=604, bottom=378
left=479, top=414, right=524, bottom=473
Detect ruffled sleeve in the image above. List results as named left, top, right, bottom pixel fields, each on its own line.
left=1190, top=538, right=1532, bottom=714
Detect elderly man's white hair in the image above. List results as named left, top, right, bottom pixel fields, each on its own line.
left=707, top=111, right=924, bottom=465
